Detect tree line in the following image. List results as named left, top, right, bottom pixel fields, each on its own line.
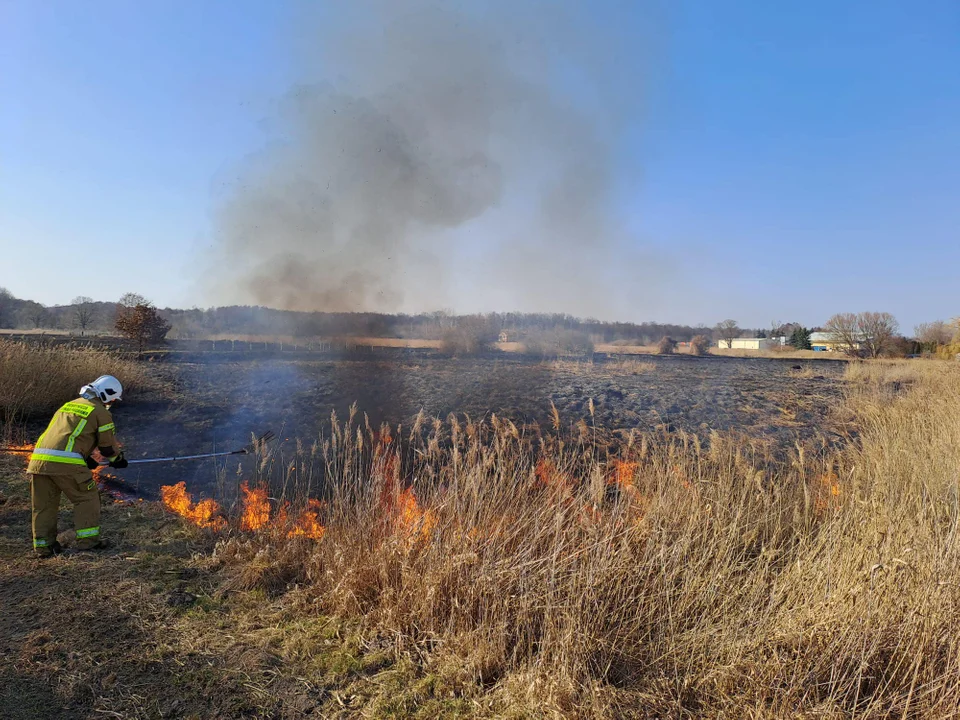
left=0, top=289, right=751, bottom=345
left=0, top=289, right=170, bottom=354
left=1, top=287, right=956, bottom=357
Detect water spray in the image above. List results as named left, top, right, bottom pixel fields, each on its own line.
left=0, top=431, right=276, bottom=465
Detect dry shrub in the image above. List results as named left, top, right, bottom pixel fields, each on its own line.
left=935, top=341, right=960, bottom=360
left=202, top=361, right=960, bottom=716
left=524, top=330, right=594, bottom=360
left=439, top=316, right=498, bottom=356
left=656, top=336, right=677, bottom=354
left=690, top=334, right=711, bottom=355
left=0, top=339, right=157, bottom=424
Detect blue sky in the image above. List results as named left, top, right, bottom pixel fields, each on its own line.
left=1, top=0, right=957, bottom=331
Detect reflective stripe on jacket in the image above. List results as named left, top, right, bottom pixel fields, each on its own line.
left=27, top=397, right=117, bottom=475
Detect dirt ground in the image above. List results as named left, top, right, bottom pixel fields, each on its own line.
left=0, top=457, right=491, bottom=719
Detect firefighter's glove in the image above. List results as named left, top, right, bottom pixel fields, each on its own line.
left=85, top=456, right=100, bottom=470
left=108, top=452, right=128, bottom=469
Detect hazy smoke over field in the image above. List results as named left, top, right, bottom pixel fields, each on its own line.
left=212, top=0, right=652, bottom=316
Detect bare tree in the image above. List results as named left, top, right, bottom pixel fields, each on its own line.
left=915, top=321, right=952, bottom=348
left=824, top=313, right=861, bottom=357
left=118, top=292, right=149, bottom=309
left=71, top=296, right=97, bottom=336
left=858, top=312, right=899, bottom=359
left=826, top=312, right=899, bottom=358
left=0, top=287, right=14, bottom=328
left=714, top=319, right=740, bottom=349
left=27, top=304, right=48, bottom=329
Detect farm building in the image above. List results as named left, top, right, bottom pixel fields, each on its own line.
left=810, top=331, right=863, bottom=353
left=717, top=338, right=780, bottom=350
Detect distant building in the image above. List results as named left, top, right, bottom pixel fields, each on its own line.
left=717, top=338, right=781, bottom=350
left=810, top=331, right=863, bottom=353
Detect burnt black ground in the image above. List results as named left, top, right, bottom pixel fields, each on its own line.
left=50, top=351, right=845, bottom=498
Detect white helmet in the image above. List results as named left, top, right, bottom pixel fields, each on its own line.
left=80, top=375, right=123, bottom=404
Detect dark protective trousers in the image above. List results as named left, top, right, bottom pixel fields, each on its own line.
left=30, top=472, right=101, bottom=550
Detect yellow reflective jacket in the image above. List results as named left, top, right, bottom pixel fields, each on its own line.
left=27, top=397, right=118, bottom=475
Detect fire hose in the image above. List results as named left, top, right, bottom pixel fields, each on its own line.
left=0, top=431, right=275, bottom=466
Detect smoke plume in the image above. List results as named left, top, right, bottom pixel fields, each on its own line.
left=211, top=0, right=655, bottom=317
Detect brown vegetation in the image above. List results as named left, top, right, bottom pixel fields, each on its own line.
left=690, top=333, right=711, bottom=355
left=655, top=335, right=677, bottom=354
left=115, top=294, right=172, bottom=355
left=0, top=340, right=155, bottom=427
left=438, top=316, right=498, bottom=356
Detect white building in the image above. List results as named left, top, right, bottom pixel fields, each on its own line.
left=717, top=337, right=783, bottom=350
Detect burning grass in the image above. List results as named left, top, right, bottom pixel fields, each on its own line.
left=160, top=482, right=227, bottom=531
left=146, top=360, right=960, bottom=716
left=160, top=480, right=327, bottom=540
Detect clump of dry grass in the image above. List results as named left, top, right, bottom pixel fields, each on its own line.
left=689, top=333, right=711, bottom=355
left=607, top=356, right=656, bottom=374
left=0, top=340, right=158, bottom=425
left=201, top=361, right=960, bottom=716
left=656, top=335, right=677, bottom=354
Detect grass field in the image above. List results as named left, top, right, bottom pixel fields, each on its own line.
left=0, top=340, right=162, bottom=437
left=1, top=347, right=959, bottom=717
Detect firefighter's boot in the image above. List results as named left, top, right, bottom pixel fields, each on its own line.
left=35, top=540, right=63, bottom=559
left=76, top=538, right=111, bottom=552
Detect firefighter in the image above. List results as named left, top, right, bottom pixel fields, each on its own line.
left=27, top=375, right=128, bottom=558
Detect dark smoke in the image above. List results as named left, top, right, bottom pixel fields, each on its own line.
left=211, top=0, right=656, bottom=318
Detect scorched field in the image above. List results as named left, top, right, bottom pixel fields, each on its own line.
left=98, top=351, right=847, bottom=497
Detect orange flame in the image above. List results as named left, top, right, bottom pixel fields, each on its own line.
left=610, top=459, right=647, bottom=502
left=815, top=472, right=842, bottom=514
left=287, top=498, right=326, bottom=540
left=372, top=432, right=434, bottom=541
left=536, top=457, right=572, bottom=493
left=396, top=487, right=436, bottom=539
left=610, top=460, right=639, bottom=489
left=240, top=482, right=270, bottom=531
left=2, top=443, right=34, bottom=468
left=160, top=482, right=226, bottom=530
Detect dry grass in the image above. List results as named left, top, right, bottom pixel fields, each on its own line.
left=195, top=360, right=960, bottom=716
left=843, top=358, right=929, bottom=385
left=593, top=342, right=657, bottom=355
left=0, top=339, right=158, bottom=425
left=713, top=346, right=833, bottom=359
left=606, top=356, right=657, bottom=374
left=548, top=357, right=655, bottom=375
